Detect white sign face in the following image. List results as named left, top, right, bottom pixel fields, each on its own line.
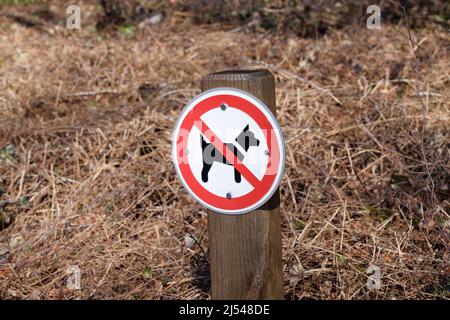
left=172, top=88, right=285, bottom=215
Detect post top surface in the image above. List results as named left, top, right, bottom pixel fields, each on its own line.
left=202, top=69, right=273, bottom=82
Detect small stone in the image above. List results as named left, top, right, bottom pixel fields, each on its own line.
left=292, top=264, right=304, bottom=276
left=29, top=289, right=42, bottom=300
left=9, top=234, right=24, bottom=250
left=184, top=234, right=196, bottom=249
left=7, top=289, right=18, bottom=297
left=148, top=12, right=165, bottom=25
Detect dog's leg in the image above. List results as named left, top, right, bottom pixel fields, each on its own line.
left=201, top=163, right=212, bottom=183
left=201, top=135, right=216, bottom=183
left=234, top=168, right=241, bottom=183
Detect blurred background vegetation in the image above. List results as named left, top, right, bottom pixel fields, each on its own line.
left=1, top=0, right=448, bottom=37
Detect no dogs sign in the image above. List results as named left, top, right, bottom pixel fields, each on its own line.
left=172, top=88, right=285, bottom=215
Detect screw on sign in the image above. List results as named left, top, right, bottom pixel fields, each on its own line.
left=172, top=88, right=285, bottom=215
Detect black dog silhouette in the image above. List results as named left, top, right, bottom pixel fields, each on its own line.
left=201, top=124, right=260, bottom=183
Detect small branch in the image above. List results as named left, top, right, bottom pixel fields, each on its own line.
left=180, top=206, right=210, bottom=266
left=64, top=90, right=120, bottom=98
left=399, top=3, right=436, bottom=195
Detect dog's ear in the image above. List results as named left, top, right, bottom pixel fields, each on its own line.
left=243, top=124, right=249, bottom=132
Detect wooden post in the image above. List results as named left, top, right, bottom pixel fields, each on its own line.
left=201, top=69, right=283, bottom=300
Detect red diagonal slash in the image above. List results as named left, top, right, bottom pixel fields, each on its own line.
left=194, top=119, right=260, bottom=188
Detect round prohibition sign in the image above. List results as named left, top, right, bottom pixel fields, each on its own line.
left=172, top=88, right=285, bottom=215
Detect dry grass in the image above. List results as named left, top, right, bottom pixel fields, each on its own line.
left=0, top=3, right=449, bottom=300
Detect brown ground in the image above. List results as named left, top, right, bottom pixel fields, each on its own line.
left=0, top=2, right=449, bottom=299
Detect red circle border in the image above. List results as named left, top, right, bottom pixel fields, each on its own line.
left=175, top=93, right=282, bottom=212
